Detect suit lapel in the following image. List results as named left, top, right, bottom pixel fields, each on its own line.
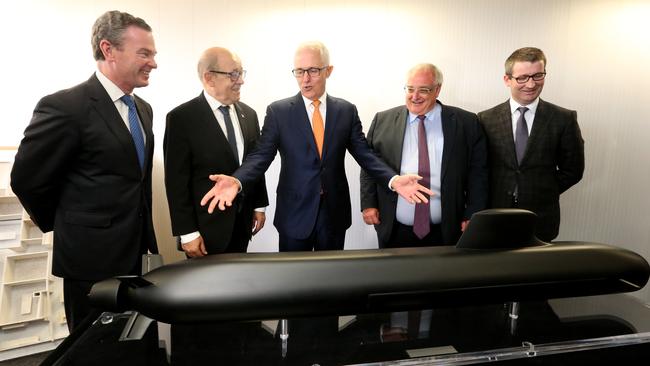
left=198, top=93, right=238, bottom=165
left=87, top=75, right=143, bottom=176
left=440, top=102, right=455, bottom=180
left=234, top=102, right=252, bottom=157
left=393, top=108, right=409, bottom=170
left=291, top=93, right=320, bottom=158
left=134, top=95, right=154, bottom=174
left=323, top=95, right=339, bottom=159
left=496, top=101, right=518, bottom=168
left=522, top=99, right=548, bottom=166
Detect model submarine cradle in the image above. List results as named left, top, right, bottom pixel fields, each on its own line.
left=89, top=209, right=650, bottom=323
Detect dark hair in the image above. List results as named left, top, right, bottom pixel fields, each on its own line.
left=91, top=10, right=152, bottom=61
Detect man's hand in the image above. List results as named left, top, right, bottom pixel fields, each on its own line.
left=200, top=174, right=239, bottom=213
left=391, top=174, right=434, bottom=204
left=251, top=211, right=266, bottom=235
left=461, top=219, right=470, bottom=232
left=181, top=235, right=207, bottom=258
left=362, top=208, right=381, bottom=225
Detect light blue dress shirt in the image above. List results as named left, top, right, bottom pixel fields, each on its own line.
left=395, top=103, right=444, bottom=225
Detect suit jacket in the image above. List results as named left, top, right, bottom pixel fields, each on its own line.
left=360, top=102, right=488, bottom=246
left=478, top=99, right=584, bottom=241
left=10, top=74, right=158, bottom=281
left=233, top=93, right=395, bottom=241
left=163, top=93, right=268, bottom=253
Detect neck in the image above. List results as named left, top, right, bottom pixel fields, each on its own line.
left=97, top=61, right=133, bottom=94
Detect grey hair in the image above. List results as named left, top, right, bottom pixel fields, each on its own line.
left=407, top=63, right=443, bottom=86
left=91, top=10, right=152, bottom=61
left=295, top=41, right=330, bottom=65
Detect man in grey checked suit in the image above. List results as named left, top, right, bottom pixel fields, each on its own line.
left=478, top=47, right=584, bottom=242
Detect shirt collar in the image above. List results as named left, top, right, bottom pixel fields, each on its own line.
left=509, top=97, right=540, bottom=115
left=302, top=92, right=328, bottom=109
left=408, top=101, right=441, bottom=123
left=95, top=70, right=128, bottom=102
left=203, top=90, right=231, bottom=111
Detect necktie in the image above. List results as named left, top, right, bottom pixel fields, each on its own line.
left=218, top=105, right=239, bottom=163
left=312, top=100, right=324, bottom=158
left=413, top=115, right=431, bottom=239
left=515, top=106, right=529, bottom=165
left=120, top=95, right=145, bottom=169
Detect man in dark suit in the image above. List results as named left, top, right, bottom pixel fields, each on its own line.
left=164, top=47, right=268, bottom=257
left=478, top=47, right=584, bottom=242
left=360, top=63, right=488, bottom=247
left=200, top=41, right=432, bottom=251
left=10, top=11, right=158, bottom=331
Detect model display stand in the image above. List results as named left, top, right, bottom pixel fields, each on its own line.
left=0, top=150, right=68, bottom=360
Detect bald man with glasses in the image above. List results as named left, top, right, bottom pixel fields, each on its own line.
left=164, top=47, right=268, bottom=257
left=360, top=63, right=488, bottom=248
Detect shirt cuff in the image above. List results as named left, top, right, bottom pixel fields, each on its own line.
left=388, top=175, right=399, bottom=191
left=180, top=231, right=200, bottom=244
left=235, top=177, right=243, bottom=193
left=254, top=207, right=266, bottom=212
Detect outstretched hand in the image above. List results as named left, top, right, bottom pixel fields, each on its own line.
left=391, top=174, right=434, bottom=204
left=200, top=174, right=239, bottom=213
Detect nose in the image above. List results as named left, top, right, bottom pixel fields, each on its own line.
left=524, top=78, right=536, bottom=88
left=149, top=56, right=158, bottom=69
left=300, top=72, right=311, bottom=82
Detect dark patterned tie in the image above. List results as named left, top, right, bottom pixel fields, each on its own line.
left=218, top=105, right=239, bottom=163
left=515, top=106, right=529, bottom=165
left=120, top=95, right=145, bottom=169
left=413, top=115, right=430, bottom=239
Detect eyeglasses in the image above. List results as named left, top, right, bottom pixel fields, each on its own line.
left=292, top=66, right=328, bottom=78
left=508, top=72, right=546, bottom=84
left=209, top=69, right=246, bottom=81
left=404, top=86, right=437, bottom=95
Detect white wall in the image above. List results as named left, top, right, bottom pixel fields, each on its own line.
left=1, top=0, right=649, bottom=300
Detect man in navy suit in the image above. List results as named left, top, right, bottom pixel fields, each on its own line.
left=11, top=11, right=158, bottom=331
left=201, top=41, right=432, bottom=251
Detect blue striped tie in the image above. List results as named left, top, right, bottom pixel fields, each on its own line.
left=120, top=95, right=145, bottom=169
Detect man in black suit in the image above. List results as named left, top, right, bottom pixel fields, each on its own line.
left=360, top=63, right=488, bottom=247
left=478, top=47, right=584, bottom=242
left=164, top=47, right=268, bottom=257
left=10, top=11, right=158, bottom=331
left=200, top=41, right=433, bottom=252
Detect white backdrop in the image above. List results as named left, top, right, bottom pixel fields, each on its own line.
left=1, top=1, right=649, bottom=301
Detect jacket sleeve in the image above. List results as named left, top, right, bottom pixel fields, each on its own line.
left=163, top=110, right=198, bottom=236
left=556, top=110, right=585, bottom=193
left=10, top=94, right=81, bottom=232
left=359, top=112, right=380, bottom=210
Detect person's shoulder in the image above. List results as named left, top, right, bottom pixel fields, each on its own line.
left=441, top=103, right=477, bottom=119
left=539, top=99, right=575, bottom=116
left=477, top=100, right=509, bottom=120
left=268, top=94, right=300, bottom=108
left=34, top=77, right=97, bottom=114
left=375, top=105, right=405, bottom=118
left=235, top=100, right=256, bottom=115
left=167, top=94, right=204, bottom=116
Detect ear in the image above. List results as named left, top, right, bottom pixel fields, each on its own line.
left=503, top=74, right=511, bottom=87
left=325, top=65, right=334, bottom=78
left=99, top=39, right=114, bottom=61
left=433, top=84, right=442, bottom=99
